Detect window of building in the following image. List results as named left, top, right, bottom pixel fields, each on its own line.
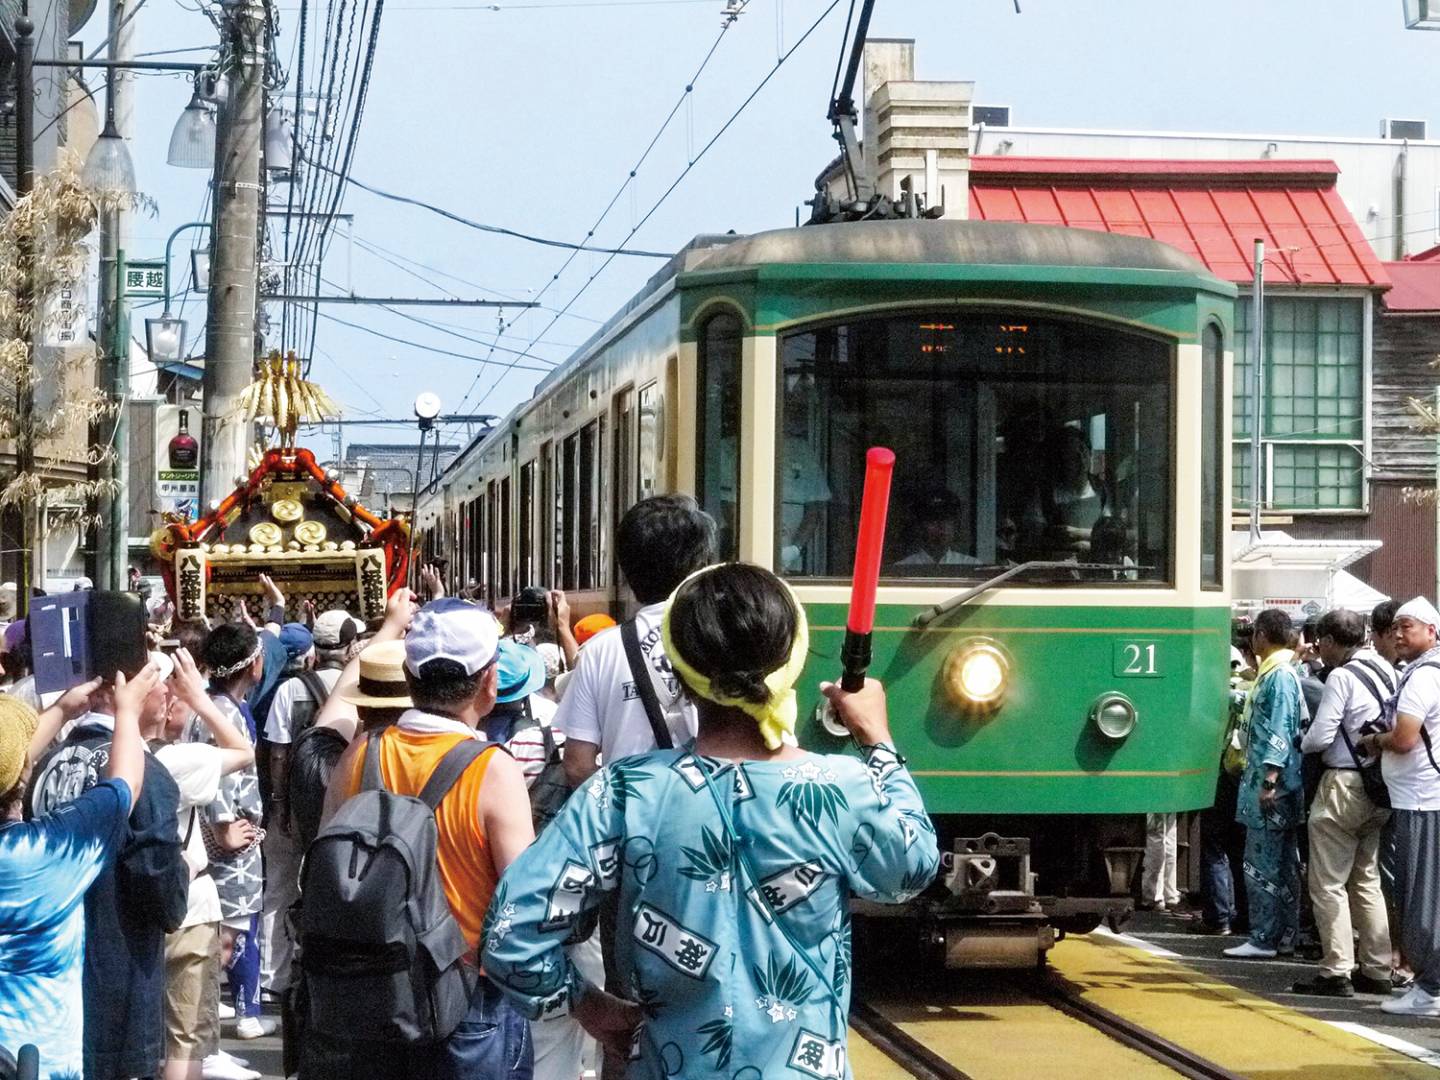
left=698, top=313, right=742, bottom=560
left=1232, top=295, right=1365, bottom=511
left=777, top=312, right=1173, bottom=584
left=486, top=479, right=500, bottom=604
left=1201, top=322, right=1224, bottom=590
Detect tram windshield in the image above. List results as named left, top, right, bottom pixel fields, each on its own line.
left=779, top=312, right=1172, bottom=584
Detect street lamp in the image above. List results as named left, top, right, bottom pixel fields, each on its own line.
left=167, top=83, right=216, bottom=169
left=1404, top=0, right=1440, bottom=27
left=81, top=100, right=137, bottom=195
left=145, top=314, right=187, bottom=366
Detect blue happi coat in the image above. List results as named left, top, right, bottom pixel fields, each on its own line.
left=1236, top=649, right=1307, bottom=831
left=483, top=744, right=938, bottom=1079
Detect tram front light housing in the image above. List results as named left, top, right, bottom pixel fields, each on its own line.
left=944, top=640, right=1009, bottom=708
left=1091, top=692, right=1138, bottom=740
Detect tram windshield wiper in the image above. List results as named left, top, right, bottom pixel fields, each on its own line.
left=910, top=561, right=1139, bottom=629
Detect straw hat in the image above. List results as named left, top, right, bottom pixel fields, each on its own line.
left=340, top=640, right=414, bottom=709
left=0, top=695, right=39, bottom=795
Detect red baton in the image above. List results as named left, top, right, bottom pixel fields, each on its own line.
left=841, top=447, right=895, bottom=692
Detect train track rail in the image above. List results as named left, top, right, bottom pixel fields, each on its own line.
left=850, top=1001, right=976, bottom=1080
left=853, top=974, right=1248, bottom=1080
left=1036, top=976, right=1248, bottom=1080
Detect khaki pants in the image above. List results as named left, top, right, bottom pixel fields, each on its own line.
left=1308, top=769, right=1391, bottom=981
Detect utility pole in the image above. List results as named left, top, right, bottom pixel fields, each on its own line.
left=202, top=0, right=266, bottom=508
left=14, top=16, right=35, bottom=610
left=95, top=0, right=136, bottom=589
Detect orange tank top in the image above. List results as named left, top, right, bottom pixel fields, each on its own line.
left=345, top=727, right=499, bottom=953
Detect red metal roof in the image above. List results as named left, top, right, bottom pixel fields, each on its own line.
left=1382, top=259, right=1440, bottom=312
left=969, top=157, right=1390, bottom=288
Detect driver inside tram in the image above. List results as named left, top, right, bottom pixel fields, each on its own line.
left=893, top=490, right=983, bottom=570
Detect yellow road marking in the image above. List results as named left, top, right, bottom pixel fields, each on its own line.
left=864, top=982, right=1179, bottom=1079
left=1050, top=934, right=1434, bottom=1079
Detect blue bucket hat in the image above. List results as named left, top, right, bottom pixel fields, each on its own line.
left=494, top=639, right=546, bottom=704
left=279, top=622, right=314, bottom=661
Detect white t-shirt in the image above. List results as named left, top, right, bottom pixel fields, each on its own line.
left=1383, top=659, right=1440, bottom=811
left=154, top=741, right=224, bottom=927
left=265, top=667, right=344, bottom=744
left=552, top=603, right=696, bottom=763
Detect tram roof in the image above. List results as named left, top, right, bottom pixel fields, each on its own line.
left=687, top=219, right=1221, bottom=279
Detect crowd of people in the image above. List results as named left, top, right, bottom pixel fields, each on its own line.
left=0, top=493, right=939, bottom=1080
left=1139, top=597, right=1440, bottom=1015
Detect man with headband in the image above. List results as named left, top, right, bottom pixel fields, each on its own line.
left=198, top=623, right=272, bottom=1041
left=1361, top=597, right=1440, bottom=1015
left=485, top=562, right=938, bottom=1078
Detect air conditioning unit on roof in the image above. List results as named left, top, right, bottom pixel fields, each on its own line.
left=1383, top=118, right=1428, bottom=140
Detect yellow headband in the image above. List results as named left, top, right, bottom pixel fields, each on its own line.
left=661, top=565, right=810, bottom=751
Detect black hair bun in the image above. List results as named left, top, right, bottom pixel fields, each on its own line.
left=711, top=669, right=771, bottom=706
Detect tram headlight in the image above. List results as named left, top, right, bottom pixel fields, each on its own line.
left=944, top=640, right=1009, bottom=708
left=1091, top=692, right=1138, bottom=740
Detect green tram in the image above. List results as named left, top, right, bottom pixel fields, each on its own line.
left=415, top=219, right=1236, bottom=965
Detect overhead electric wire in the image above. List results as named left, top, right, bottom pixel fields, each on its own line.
left=314, top=310, right=556, bottom=370
left=351, top=233, right=605, bottom=322
left=473, top=0, right=846, bottom=412
left=281, top=0, right=310, bottom=346
left=451, top=0, right=752, bottom=416
left=302, top=155, right=671, bottom=256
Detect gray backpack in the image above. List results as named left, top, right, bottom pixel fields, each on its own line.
left=299, top=731, right=492, bottom=1043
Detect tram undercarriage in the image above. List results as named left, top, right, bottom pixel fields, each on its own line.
left=856, top=813, right=1153, bottom=969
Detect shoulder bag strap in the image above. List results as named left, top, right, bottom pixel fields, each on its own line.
left=1387, top=660, right=1440, bottom=776
left=360, top=730, right=386, bottom=793
left=1351, top=657, right=1397, bottom=695
left=297, top=670, right=332, bottom=708
left=416, top=739, right=496, bottom=811
left=621, top=619, right=673, bottom=750
left=1344, top=660, right=1390, bottom=712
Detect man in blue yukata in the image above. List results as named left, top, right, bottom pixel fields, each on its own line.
left=1226, top=607, right=1307, bottom=960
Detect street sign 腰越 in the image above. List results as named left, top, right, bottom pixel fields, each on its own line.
left=123, top=260, right=167, bottom=299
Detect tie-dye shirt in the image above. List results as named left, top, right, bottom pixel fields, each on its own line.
left=0, top=778, right=130, bottom=1080
left=483, top=744, right=938, bottom=1079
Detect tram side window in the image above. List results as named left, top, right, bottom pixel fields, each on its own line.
left=500, top=475, right=513, bottom=597
left=579, top=419, right=601, bottom=590
left=638, top=381, right=660, bottom=499
left=520, top=460, right=536, bottom=588
left=779, top=313, right=1173, bottom=584
left=1201, top=323, right=1224, bottom=590
left=615, top=388, right=636, bottom=519
left=487, top=480, right=500, bottom=604
left=561, top=434, right=579, bottom=591
left=698, top=312, right=742, bottom=560
left=468, top=497, right=483, bottom=593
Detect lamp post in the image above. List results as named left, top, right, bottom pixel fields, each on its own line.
left=12, top=20, right=213, bottom=590
left=411, top=393, right=441, bottom=583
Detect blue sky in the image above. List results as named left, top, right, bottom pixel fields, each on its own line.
left=89, top=0, right=1437, bottom=456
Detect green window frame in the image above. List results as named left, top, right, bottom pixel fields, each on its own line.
left=1232, top=295, right=1365, bottom=511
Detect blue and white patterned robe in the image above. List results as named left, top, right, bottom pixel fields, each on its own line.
left=483, top=744, right=938, bottom=1079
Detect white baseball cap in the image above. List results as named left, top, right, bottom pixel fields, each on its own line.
left=313, top=609, right=365, bottom=649
left=404, top=598, right=500, bottom=677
